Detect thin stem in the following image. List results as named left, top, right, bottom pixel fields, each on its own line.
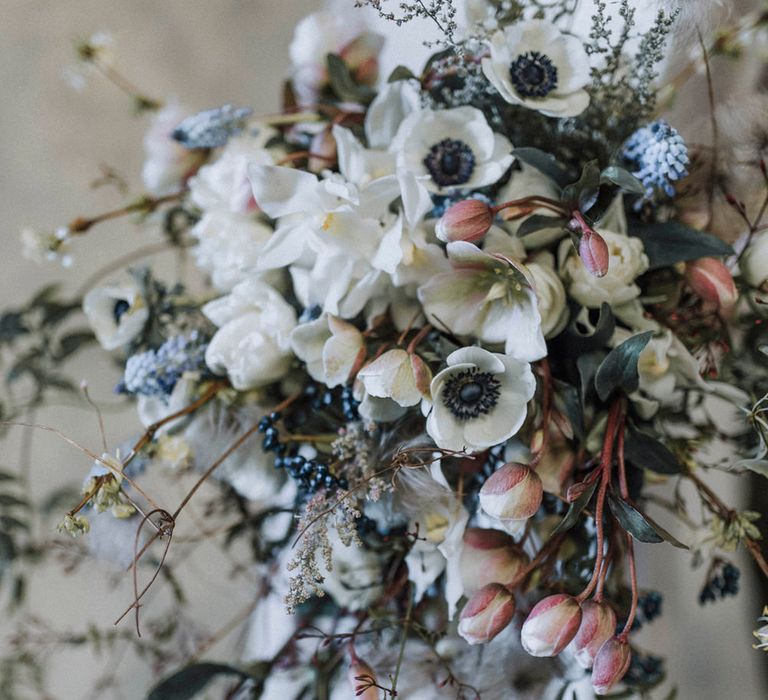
left=617, top=418, right=639, bottom=639
left=66, top=191, right=185, bottom=236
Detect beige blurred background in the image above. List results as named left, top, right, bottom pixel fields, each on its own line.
left=0, top=1, right=765, bottom=698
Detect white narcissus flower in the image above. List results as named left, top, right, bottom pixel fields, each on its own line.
left=418, top=241, right=547, bottom=362
left=391, top=106, right=514, bottom=194
left=559, top=229, right=649, bottom=308
left=425, top=347, right=536, bottom=453
left=482, top=20, right=591, bottom=118
left=357, top=348, right=432, bottom=407
left=142, top=100, right=204, bottom=196
left=526, top=252, right=569, bottom=338
left=741, top=232, right=768, bottom=290
left=203, top=279, right=296, bottom=390
left=83, top=281, right=149, bottom=351
left=290, top=313, right=363, bottom=388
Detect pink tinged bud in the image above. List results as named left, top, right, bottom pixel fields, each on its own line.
left=460, top=528, right=530, bottom=595
left=436, top=199, right=494, bottom=243
left=685, top=257, right=738, bottom=309
left=308, top=129, right=337, bottom=174
left=579, top=230, right=610, bottom=277
left=348, top=658, right=379, bottom=700
left=520, top=594, right=582, bottom=657
left=569, top=600, right=617, bottom=669
left=458, top=583, right=516, bottom=645
left=591, top=636, right=632, bottom=695
left=410, top=353, right=433, bottom=400
left=479, top=463, right=543, bottom=523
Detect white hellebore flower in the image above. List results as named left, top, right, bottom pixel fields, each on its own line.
left=290, top=313, right=363, bottom=388
left=357, top=348, right=432, bottom=407
left=391, top=106, right=514, bottom=193
left=203, top=279, right=296, bottom=390
left=526, top=252, right=569, bottom=338
left=83, top=281, right=149, bottom=351
left=426, top=347, right=536, bottom=453
left=559, top=229, right=649, bottom=308
left=482, top=20, right=591, bottom=117
left=418, top=241, right=547, bottom=362
left=741, top=232, right=768, bottom=290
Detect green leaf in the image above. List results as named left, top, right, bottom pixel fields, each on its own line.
left=0, top=495, right=28, bottom=508
left=642, top=511, right=689, bottom=549
left=594, top=331, right=654, bottom=401
left=517, top=213, right=565, bottom=237
left=556, top=302, right=615, bottom=357
left=326, top=53, right=374, bottom=104
left=551, top=481, right=598, bottom=536
left=600, top=166, right=645, bottom=195
left=511, top=148, right=572, bottom=187
left=54, top=330, right=95, bottom=361
left=0, top=516, right=29, bottom=533
left=553, top=380, right=584, bottom=441
left=388, top=65, right=416, bottom=82
left=624, top=427, right=684, bottom=475
left=0, top=470, right=17, bottom=482
left=148, top=663, right=248, bottom=700
left=608, top=495, right=663, bottom=543
left=563, top=160, right=601, bottom=212
left=629, top=221, right=734, bottom=270
left=577, top=351, right=605, bottom=406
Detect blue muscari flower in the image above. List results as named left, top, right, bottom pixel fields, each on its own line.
left=122, top=331, right=207, bottom=397
left=172, top=104, right=253, bottom=149
left=623, top=120, right=689, bottom=202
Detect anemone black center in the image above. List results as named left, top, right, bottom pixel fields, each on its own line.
left=113, top=299, right=131, bottom=323
left=509, top=51, right=558, bottom=98
left=423, top=138, right=476, bottom=187
left=441, top=367, right=502, bottom=421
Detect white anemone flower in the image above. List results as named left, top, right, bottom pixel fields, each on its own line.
left=83, top=280, right=149, bottom=351
left=425, top=347, right=536, bottom=453
left=418, top=241, right=547, bottom=362
left=391, top=106, right=514, bottom=194
left=482, top=20, right=591, bottom=118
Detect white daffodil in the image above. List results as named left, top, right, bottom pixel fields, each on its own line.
left=83, top=280, right=149, bottom=351
left=357, top=348, right=432, bottom=407
left=559, top=229, right=649, bottom=308
left=203, top=279, right=296, bottom=390
left=290, top=313, right=363, bottom=388
left=418, top=241, right=546, bottom=362
left=142, top=100, right=204, bottom=196
left=482, top=20, right=591, bottom=118
left=191, top=210, right=275, bottom=292
left=391, top=106, right=514, bottom=194
left=425, top=347, right=536, bottom=453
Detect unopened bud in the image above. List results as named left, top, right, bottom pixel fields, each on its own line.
left=569, top=600, right=617, bottom=669
left=685, top=257, right=738, bottom=309
left=579, top=230, right=610, bottom=277
left=520, top=594, right=582, bottom=657
left=566, top=479, right=592, bottom=503
left=479, top=463, right=543, bottom=523
left=436, top=199, right=494, bottom=243
left=348, top=656, right=379, bottom=700
left=458, top=583, right=516, bottom=645
left=591, top=636, right=632, bottom=695
left=460, top=528, right=530, bottom=595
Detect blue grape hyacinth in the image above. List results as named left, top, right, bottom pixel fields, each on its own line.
left=122, top=331, right=207, bottom=397
left=623, top=120, right=689, bottom=202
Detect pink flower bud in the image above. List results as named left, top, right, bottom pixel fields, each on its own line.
left=685, top=257, right=738, bottom=309
left=591, top=636, right=632, bottom=695
left=348, top=656, right=379, bottom=700
left=479, top=463, right=543, bottom=523
left=436, top=200, right=494, bottom=243
left=520, top=594, right=582, bottom=657
left=460, top=528, right=530, bottom=595
left=458, top=583, right=516, bottom=645
left=569, top=600, right=617, bottom=669
left=579, top=229, right=610, bottom=277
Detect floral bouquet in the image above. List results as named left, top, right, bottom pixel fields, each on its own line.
left=3, top=1, right=768, bottom=698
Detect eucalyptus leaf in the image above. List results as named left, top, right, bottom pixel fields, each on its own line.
left=511, top=148, right=572, bottom=187
left=553, top=379, right=584, bottom=441
left=0, top=494, right=28, bottom=508
left=608, top=494, right=663, bottom=543
left=517, top=214, right=565, bottom=237
left=594, top=331, right=654, bottom=401
left=551, top=481, right=597, bottom=536
left=563, top=160, right=600, bottom=212
left=624, top=427, right=683, bottom=475
left=629, top=221, right=734, bottom=270
left=326, top=53, right=373, bottom=104
left=55, top=330, right=95, bottom=361
left=600, top=166, right=645, bottom=195
left=388, top=65, right=416, bottom=83
left=556, top=302, right=616, bottom=357
left=148, top=663, right=248, bottom=700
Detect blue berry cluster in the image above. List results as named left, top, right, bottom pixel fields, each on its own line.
left=121, top=331, right=207, bottom=397
left=172, top=104, right=253, bottom=149
left=624, top=652, right=665, bottom=689
left=699, top=562, right=740, bottom=604
left=623, top=120, right=689, bottom=202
